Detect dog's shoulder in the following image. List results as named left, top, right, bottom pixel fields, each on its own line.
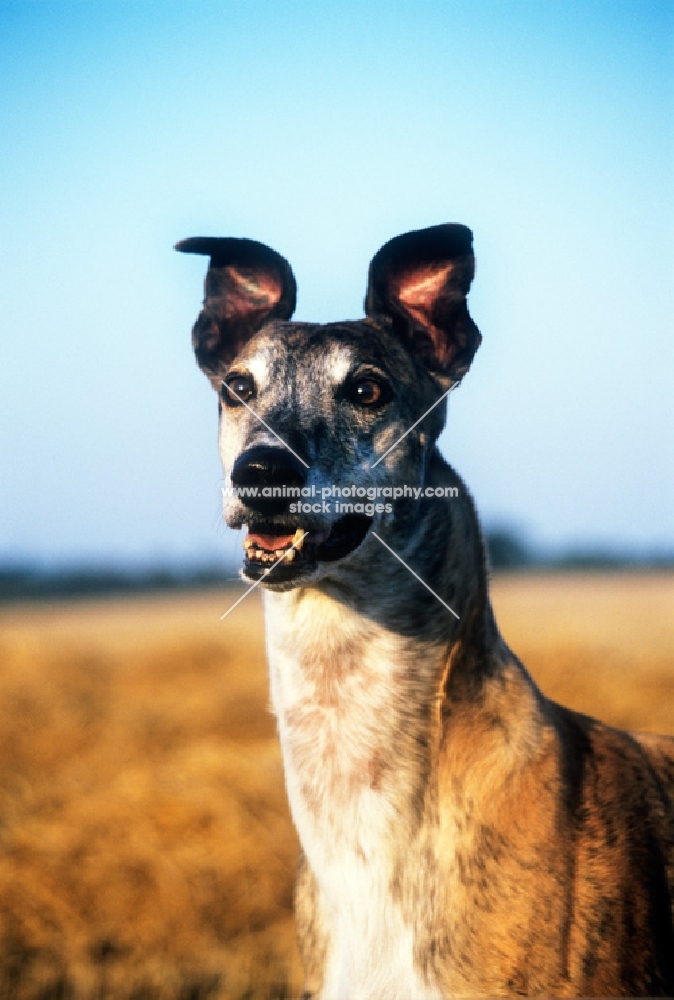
left=540, top=700, right=673, bottom=857
left=552, top=706, right=674, bottom=991
left=633, top=729, right=674, bottom=796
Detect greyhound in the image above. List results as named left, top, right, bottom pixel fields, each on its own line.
left=177, top=224, right=673, bottom=998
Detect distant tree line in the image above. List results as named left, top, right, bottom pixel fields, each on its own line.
left=0, top=565, right=237, bottom=602
left=485, top=528, right=674, bottom=571
left=0, top=529, right=672, bottom=601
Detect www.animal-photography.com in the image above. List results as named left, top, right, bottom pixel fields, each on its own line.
left=1, top=3, right=672, bottom=998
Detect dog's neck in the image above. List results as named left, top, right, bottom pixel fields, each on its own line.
left=262, top=450, right=500, bottom=858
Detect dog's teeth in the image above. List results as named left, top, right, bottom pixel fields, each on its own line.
left=246, top=532, right=305, bottom=566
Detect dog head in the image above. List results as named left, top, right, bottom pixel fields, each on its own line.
left=177, top=224, right=481, bottom=589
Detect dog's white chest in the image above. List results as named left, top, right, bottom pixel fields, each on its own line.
left=319, top=862, right=437, bottom=1000
left=264, top=590, right=444, bottom=1000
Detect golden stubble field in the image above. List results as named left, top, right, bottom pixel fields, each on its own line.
left=0, top=573, right=672, bottom=999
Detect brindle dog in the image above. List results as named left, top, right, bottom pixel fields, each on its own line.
left=177, top=225, right=673, bottom=998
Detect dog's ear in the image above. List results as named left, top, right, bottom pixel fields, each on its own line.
left=175, top=237, right=297, bottom=374
left=365, top=224, right=481, bottom=380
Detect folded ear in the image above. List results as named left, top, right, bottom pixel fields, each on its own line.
left=365, top=224, right=481, bottom=380
left=175, top=237, right=297, bottom=374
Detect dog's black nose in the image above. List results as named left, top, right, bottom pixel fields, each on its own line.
left=230, top=446, right=307, bottom=514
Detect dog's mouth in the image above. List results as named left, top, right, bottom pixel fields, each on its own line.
left=242, top=514, right=372, bottom=583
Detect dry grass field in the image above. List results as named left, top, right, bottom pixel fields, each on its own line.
left=0, top=573, right=672, bottom=999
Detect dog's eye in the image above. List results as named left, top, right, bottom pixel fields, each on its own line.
left=222, top=374, right=255, bottom=406
left=348, top=378, right=390, bottom=408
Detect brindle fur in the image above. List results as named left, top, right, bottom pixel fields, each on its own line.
left=178, top=225, right=674, bottom=997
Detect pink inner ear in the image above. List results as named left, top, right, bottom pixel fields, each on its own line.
left=392, top=263, right=455, bottom=348
left=219, top=265, right=283, bottom=321
left=394, top=263, right=455, bottom=327
left=392, top=262, right=461, bottom=368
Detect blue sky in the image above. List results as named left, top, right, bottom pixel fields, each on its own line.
left=1, top=0, right=672, bottom=568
